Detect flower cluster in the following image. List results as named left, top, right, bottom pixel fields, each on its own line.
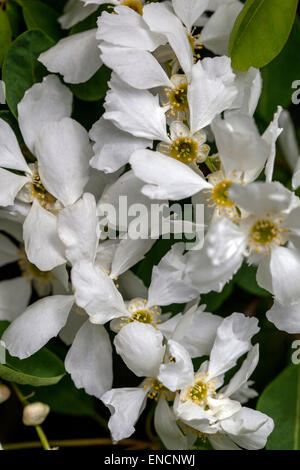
left=1, top=0, right=299, bottom=451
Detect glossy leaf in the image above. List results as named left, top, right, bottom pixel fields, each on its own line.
left=2, top=30, right=54, bottom=117
left=0, top=321, right=65, bottom=386
left=22, top=0, right=64, bottom=42
left=257, top=363, right=300, bottom=449
left=229, top=0, right=298, bottom=71
left=69, top=65, right=111, bottom=102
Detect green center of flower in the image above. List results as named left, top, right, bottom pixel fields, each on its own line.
left=130, top=309, right=154, bottom=324
left=211, top=180, right=234, bottom=207
left=169, top=137, right=198, bottom=164
left=18, top=252, right=54, bottom=282
left=170, top=84, right=188, bottom=112
left=188, top=380, right=209, bottom=404
left=250, top=219, right=279, bottom=245
left=30, top=167, right=56, bottom=209
left=121, top=0, right=143, bottom=14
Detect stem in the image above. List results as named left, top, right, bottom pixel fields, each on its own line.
left=2, top=438, right=153, bottom=451
left=11, top=383, right=51, bottom=451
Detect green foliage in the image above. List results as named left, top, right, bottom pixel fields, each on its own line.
left=201, top=280, right=234, bottom=312
left=257, top=363, right=300, bottom=449
left=234, top=262, right=270, bottom=297
left=0, top=8, right=12, bottom=67
left=20, top=376, right=97, bottom=418
left=69, top=65, right=111, bottom=102
left=2, top=29, right=54, bottom=117
left=257, top=16, right=300, bottom=122
left=22, top=0, right=64, bottom=41
left=229, top=0, right=298, bottom=71
left=0, top=321, right=65, bottom=386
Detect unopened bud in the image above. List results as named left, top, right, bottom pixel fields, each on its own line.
left=23, top=402, right=50, bottom=426
left=0, top=384, right=11, bottom=404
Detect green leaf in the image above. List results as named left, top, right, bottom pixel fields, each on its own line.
left=22, top=0, right=64, bottom=41
left=69, top=6, right=107, bottom=34
left=257, top=364, right=300, bottom=449
left=229, top=0, right=298, bottom=71
left=20, top=376, right=97, bottom=418
left=6, top=1, right=25, bottom=38
left=234, top=262, right=270, bottom=297
left=0, top=9, right=12, bottom=67
left=2, top=30, right=54, bottom=118
left=257, top=16, right=300, bottom=122
left=0, top=321, right=65, bottom=386
left=69, top=65, right=111, bottom=102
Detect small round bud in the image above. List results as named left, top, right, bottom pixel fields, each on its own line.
left=23, top=402, right=50, bottom=426
left=0, top=384, right=11, bottom=404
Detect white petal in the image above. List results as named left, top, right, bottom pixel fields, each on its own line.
left=97, top=6, right=166, bottom=50
left=100, top=43, right=172, bottom=89
left=269, top=245, right=300, bottom=305
left=211, top=111, right=268, bottom=180
left=208, top=313, right=259, bottom=378
left=71, top=260, right=126, bottom=323
left=148, top=243, right=199, bottom=306
left=35, top=117, right=91, bottom=207
left=221, top=407, right=274, bottom=450
left=154, top=397, right=190, bottom=450
left=0, top=169, right=28, bottom=207
left=172, top=0, right=209, bottom=32
left=0, top=233, right=20, bottom=267
left=201, top=2, right=243, bottom=55
left=292, top=158, right=300, bottom=190
left=173, top=394, right=216, bottom=432
left=59, top=0, right=98, bottom=29
left=0, top=277, right=31, bottom=321
left=223, top=345, right=259, bottom=398
left=278, top=110, right=300, bottom=170
left=89, top=117, right=150, bottom=173
left=18, top=75, right=72, bottom=153
left=143, top=2, right=193, bottom=78
left=172, top=306, right=222, bottom=358
left=59, top=305, right=87, bottom=345
left=117, top=270, right=148, bottom=301
left=58, top=193, right=98, bottom=265
left=23, top=200, right=66, bottom=271
left=39, top=30, right=102, bottom=84
left=114, top=322, right=165, bottom=377
left=229, top=181, right=293, bottom=217
left=130, top=149, right=210, bottom=200
left=188, top=56, right=238, bottom=133
left=266, top=300, right=300, bottom=334
left=264, top=106, right=283, bottom=183
left=158, top=340, right=194, bottom=391
left=104, top=74, right=169, bottom=142
left=0, top=118, right=31, bottom=172
left=101, top=387, right=148, bottom=442
left=233, top=67, right=262, bottom=116
left=110, top=238, right=154, bottom=278
left=0, top=219, right=23, bottom=242
left=65, top=320, right=113, bottom=398
left=2, top=295, right=74, bottom=359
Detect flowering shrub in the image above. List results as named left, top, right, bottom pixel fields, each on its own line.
left=0, top=0, right=300, bottom=452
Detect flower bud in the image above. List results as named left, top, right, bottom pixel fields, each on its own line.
left=0, top=384, right=11, bottom=404
left=23, top=402, right=50, bottom=426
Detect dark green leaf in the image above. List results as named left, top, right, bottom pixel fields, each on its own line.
left=2, top=30, right=54, bottom=117
left=257, top=363, right=300, bottom=449
left=257, top=16, right=300, bottom=122
left=234, top=262, right=270, bottom=297
left=22, top=0, right=64, bottom=41
left=0, top=321, right=65, bottom=386
left=229, top=0, right=298, bottom=71
left=0, top=9, right=12, bottom=67
left=69, top=65, right=111, bottom=102
left=20, top=376, right=97, bottom=418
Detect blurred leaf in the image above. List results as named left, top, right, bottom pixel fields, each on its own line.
left=20, top=376, right=97, bottom=418
left=257, top=364, right=300, bottom=449
left=257, top=16, right=300, bottom=122
left=0, top=9, right=12, bottom=67
left=229, top=0, right=298, bottom=71
left=22, top=0, right=64, bottom=41
left=69, top=65, right=111, bottom=102
left=0, top=321, right=65, bottom=386
left=234, top=262, right=270, bottom=297
left=69, top=6, right=107, bottom=34
left=201, top=280, right=234, bottom=312
left=2, top=30, right=54, bottom=117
